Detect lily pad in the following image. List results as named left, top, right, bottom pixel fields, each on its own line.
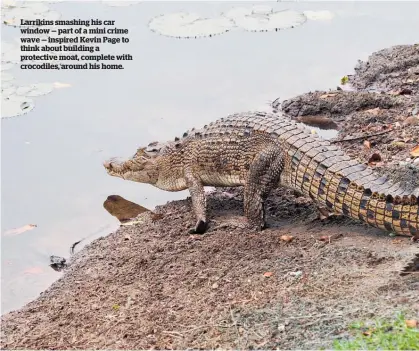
left=149, top=12, right=234, bottom=38
left=2, top=1, right=60, bottom=27
left=1, top=63, right=15, bottom=71
left=1, top=41, right=20, bottom=64
left=223, top=6, right=307, bottom=32
left=1, top=0, right=17, bottom=9
left=102, top=1, right=141, bottom=6
left=1, top=72, right=14, bottom=82
left=1, top=86, right=17, bottom=98
left=19, top=2, right=50, bottom=14
left=1, top=94, right=35, bottom=119
left=2, top=48, right=20, bottom=64
left=1, top=81, right=14, bottom=89
left=15, top=83, right=54, bottom=97
left=303, top=10, right=335, bottom=21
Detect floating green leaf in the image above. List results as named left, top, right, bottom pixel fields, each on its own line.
left=341, top=76, right=349, bottom=85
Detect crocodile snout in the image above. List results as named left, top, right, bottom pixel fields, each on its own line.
left=103, top=160, right=112, bottom=170
left=104, top=157, right=124, bottom=171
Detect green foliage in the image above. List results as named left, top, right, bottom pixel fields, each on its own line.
left=341, top=76, right=349, bottom=85
left=333, top=313, right=419, bottom=350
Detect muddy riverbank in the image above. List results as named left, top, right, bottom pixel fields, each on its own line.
left=1, top=44, right=418, bottom=350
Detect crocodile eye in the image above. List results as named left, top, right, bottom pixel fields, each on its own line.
left=145, top=142, right=162, bottom=153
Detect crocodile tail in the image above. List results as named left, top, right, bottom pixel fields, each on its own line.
left=305, top=160, right=419, bottom=236
left=338, top=175, right=419, bottom=236
left=352, top=185, right=418, bottom=236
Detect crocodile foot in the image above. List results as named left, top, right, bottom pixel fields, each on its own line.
left=188, top=219, right=208, bottom=234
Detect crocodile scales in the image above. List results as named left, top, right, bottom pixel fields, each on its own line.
left=104, top=111, right=419, bottom=237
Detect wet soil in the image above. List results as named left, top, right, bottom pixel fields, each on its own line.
left=1, top=45, right=419, bottom=350
left=278, top=44, right=419, bottom=191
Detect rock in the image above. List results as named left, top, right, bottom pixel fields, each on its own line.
left=49, top=256, right=67, bottom=272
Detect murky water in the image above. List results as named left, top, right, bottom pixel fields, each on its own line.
left=2, top=1, right=419, bottom=314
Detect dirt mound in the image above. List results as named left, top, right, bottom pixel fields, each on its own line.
left=1, top=187, right=418, bottom=350
left=349, top=44, right=419, bottom=94
left=277, top=46, right=419, bottom=189
left=1, top=44, right=419, bottom=350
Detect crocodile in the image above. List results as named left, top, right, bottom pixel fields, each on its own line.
left=103, top=111, right=419, bottom=237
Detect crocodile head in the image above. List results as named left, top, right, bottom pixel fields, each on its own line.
left=103, top=142, right=162, bottom=184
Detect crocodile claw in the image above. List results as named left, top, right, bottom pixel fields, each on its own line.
left=188, top=219, right=208, bottom=234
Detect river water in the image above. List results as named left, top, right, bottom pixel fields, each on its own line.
left=2, top=1, right=419, bottom=314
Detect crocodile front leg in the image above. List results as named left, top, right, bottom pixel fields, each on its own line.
left=185, top=169, right=208, bottom=234
left=244, top=146, right=284, bottom=230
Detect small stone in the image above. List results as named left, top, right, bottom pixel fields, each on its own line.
left=289, top=271, right=302, bottom=277
left=277, top=324, right=286, bottom=332
left=390, top=141, right=405, bottom=149
left=211, top=282, right=219, bottom=289
left=414, top=158, right=419, bottom=164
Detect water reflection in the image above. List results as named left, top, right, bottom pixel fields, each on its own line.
left=294, top=116, right=339, bottom=131
left=103, top=195, right=151, bottom=223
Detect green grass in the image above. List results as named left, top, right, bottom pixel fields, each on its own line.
left=333, top=313, right=419, bottom=350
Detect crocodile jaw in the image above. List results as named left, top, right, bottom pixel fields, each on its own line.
left=103, top=156, right=159, bottom=185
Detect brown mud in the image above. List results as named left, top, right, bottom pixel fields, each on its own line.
left=1, top=45, right=419, bottom=350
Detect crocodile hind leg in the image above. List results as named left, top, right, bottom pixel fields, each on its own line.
left=243, top=146, right=284, bottom=231
left=307, top=192, right=343, bottom=220
left=185, top=170, right=208, bottom=234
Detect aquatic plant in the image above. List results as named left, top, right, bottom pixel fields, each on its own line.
left=149, top=12, right=234, bottom=39
left=2, top=1, right=60, bottom=27
left=222, top=6, right=307, bottom=32
left=102, top=1, right=141, bottom=7
left=148, top=5, right=311, bottom=38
